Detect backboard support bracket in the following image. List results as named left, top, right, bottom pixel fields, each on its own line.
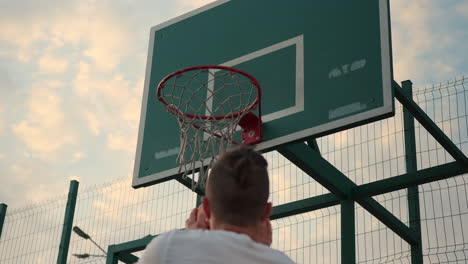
left=166, top=78, right=468, bottom=262
left=393, top=81, right=468, bottom=166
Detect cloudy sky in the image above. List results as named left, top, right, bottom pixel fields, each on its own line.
left=0, top=0, right=467, bottom=209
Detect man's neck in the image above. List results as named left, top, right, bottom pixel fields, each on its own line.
left=212, top=223, right=262, bottom=243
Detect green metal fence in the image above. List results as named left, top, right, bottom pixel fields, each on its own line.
left=0, top=194, right=69, bottom=263
left=0, top=77, right=467, bottom=263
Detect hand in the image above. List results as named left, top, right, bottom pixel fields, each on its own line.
left=257, top=219, right=272, bottom=246
left=185, top=205, right=210, bottom=230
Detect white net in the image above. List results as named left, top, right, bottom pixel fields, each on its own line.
left=158, top=66, right=260, bottom=188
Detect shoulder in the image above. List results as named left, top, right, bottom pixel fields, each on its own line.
left=138, top=229, right=212, bottom=264
left=264, top=249, right=296, bottom=264
left=137, top=230, right=179, bottom=264
left=192, top=230, right=295, bottom=264
left=138, top=230, right=295, bottom=264
left=246, top=240, right=295, bottom=264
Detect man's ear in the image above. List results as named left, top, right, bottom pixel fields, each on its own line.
left=202, top=196, right=211, bottom=219
left=261, top=202, right=272, bottom=221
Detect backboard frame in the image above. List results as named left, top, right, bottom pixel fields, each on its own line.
left=133, top=0, right=394, bottom=188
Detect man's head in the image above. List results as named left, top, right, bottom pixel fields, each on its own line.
left=203, top=146, right=271, bottom=228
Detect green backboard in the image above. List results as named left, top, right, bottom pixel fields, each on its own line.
left=133, top=0, right=393, bottom=188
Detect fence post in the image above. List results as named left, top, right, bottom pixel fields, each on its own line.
left=57, top=180, right=79, bottom=264
left=0, top=203, right=7, bottom=239
left=341, top=199, right=355, bottom=264
left=402, top=80, right=423, bottom=263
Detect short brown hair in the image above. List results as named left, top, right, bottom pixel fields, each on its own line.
left=206, top=146, right=269, bottom=227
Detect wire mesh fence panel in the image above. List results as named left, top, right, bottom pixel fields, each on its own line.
left=67, top=178, right=197, bottom=263
left=316, top=93, right=407, bottom=186
left=412, top=77, right=468, bottom=263
left=355, top=200, right=411, bottom=264
left=272, top=207, right=341, bottom=264
left=0, top=77, right=467, bottom=263
left=0, top=197, right=67, bottom=263
left=265, top=151, right=330, bottom=207
left=271, top=77, right=468, bottom=263
left=420, top=176, right=468, bottom=263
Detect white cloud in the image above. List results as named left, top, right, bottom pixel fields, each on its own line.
left=0, top=22, right=44, bottom=46
left=391, top=1, right=434, bottom=82
left=81, top=23, right=128, bottom=71
left=0, top=104, right=4, bottom=134
left=456, top=2, right=468, bottom=16
left=391, top=0, right=464, bottom=83
left=100, top=75, right=134, bottom=106
left=84, top=110, right=101, bottom=135
left=10, top=163, right=35, bottom=184
left=69, top=175, right=80, bottom=181
left=73, top=61, right=92, bottom=96
left=12, top=80, right=77, bottom=160
left=38, top=54, right=68, bottom=74
left=74, top=64, right=140, bottom=122
left=7, top=161, right=65, bottom=204
left=73, top=64, right=141, bottom=149
left=0, top=22, right=46, bottom=62
left=1, top=2, right=130, bottom=71
left=176, top=0, right=215, bottom=12
left=0, top=153, right=5, bottom=159
left=0, top=0, right=150, bottom=208
left=48, top=3, right=130, bottom=71
left=72, top=151, right=86, bottom=162
left=107, top=133, right=136, bottom=154
left=121, top=96, right=140, bottom=125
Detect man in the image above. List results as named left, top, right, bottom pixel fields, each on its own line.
left=138, top=147, right=294, bottom=263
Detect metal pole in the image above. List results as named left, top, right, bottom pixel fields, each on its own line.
left=394, top=81, right=468, bottom=166
left=57, top=180, right=79, bottom=264
left=0, top=203, right=7, bottom=239
left=341, top=199, right=355, bottom=264
left=89, top=237, right=107, bottom=255
left=402, top=80, right=423, bottom=263
left=106, top=245, right=119, bottom=264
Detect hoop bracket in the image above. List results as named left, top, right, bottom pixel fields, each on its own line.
left=239, top=112, right=262, bottom=145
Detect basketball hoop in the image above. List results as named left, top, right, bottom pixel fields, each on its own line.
left=157, top=65, right=262, bottom=188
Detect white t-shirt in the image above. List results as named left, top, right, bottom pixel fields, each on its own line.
left=138, top=229, right=295, bottom=264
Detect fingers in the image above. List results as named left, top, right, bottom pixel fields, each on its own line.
left=185, top=207, right=209, bottom=230
left=185, top=208, right=198, bottom=229
left=196, top=205, right=210, bottom=229
left=191, top=207, right=198, bottom=219
left=196, top=209, right=205, bottom=224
